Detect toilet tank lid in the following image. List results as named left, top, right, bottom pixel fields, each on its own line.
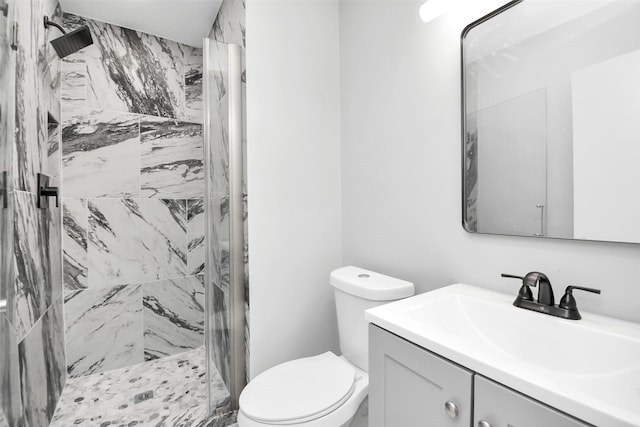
left=330, top=266, right=415, bottom=301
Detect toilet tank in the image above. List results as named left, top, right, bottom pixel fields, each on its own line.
left=330, top=266, right=414, bottom=372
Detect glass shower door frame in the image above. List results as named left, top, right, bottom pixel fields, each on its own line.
left=203, top=37, right=246, bottom=414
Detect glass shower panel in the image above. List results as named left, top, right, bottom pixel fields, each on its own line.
left=1, top=0, right=20, bottom=425
left=1, top=1, right=244, bottom=424
left=204, top=38, right=247, bottom=414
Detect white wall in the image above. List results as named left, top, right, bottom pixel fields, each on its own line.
left=339, top=0, right=640, bottom=324
left=246, top=0, right=342, bottom=378
left=246, top=0, right=640, bottom=379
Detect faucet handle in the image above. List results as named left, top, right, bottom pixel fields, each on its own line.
left=501, top=273, right=533, bottom=301
left=559, top=286, right=601, bottom=312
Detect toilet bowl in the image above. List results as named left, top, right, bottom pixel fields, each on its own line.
left=238, top=352, right=368, bottom=427
left=238, top=266, right=414, bottom=427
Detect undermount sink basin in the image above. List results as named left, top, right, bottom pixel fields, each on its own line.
left=365, top=283, right=640, bottom=427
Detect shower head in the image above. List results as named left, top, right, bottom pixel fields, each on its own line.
left=50, top=26, right=93, bottom=58
left=44, top=16, right=94, bottom=59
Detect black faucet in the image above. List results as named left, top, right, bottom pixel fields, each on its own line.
left=501, top=272, right=600, bottom=320
left=523, top=272, right=554, bottom=306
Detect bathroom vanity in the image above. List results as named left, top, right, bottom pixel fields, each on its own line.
left=369, top=325, right=588, bottom=427
left=365, top=284, right=640, bottom=427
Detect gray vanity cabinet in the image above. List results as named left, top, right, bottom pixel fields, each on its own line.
left=369, top=325, right=473, bottom=427
left=474, top=376, right=590, bottom=427
left=370, top=325, right=593, bottom=427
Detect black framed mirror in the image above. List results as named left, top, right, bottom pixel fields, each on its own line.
left=462, top=0, right=640, bottom=244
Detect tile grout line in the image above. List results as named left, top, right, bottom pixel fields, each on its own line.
left=15, top=292, right=62, bottom=346
left=62, top=273, right=206, bottom=295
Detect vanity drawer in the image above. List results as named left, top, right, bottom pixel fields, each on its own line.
left=369, top=324, right=473, bottom=427
left=474, top=375, right=592, bottom=427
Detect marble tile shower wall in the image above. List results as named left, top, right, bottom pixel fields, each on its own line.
left=210, top=0, right=246, bottom=48
left=1, top=0, right=67, bottom=424
left=59, top=13, right=206, bottom=379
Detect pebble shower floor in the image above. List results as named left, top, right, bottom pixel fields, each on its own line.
left=49, top=347, right=236, bottom=426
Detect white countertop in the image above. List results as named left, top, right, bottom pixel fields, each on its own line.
left=365, top=284, right=640, bottom=427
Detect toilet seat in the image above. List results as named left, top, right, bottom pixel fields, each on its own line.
left=239, top=352, right=356, bottom=424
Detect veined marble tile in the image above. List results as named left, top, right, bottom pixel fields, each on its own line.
left=205, top=412, right=238, bottom=427
left=49, top=182, right=63, bottom=302
left=206, top=40, right=228, bottom=105
left=0, top=316, right=22, bottom=427
left=13, top=0, right=39, bottom=193
left=18, top=297, right=66, bottom=427
left=65, top=285, right=143, bottom=377
left=36, top=105, right=49, bottom=182
left=38, top=2, right=62, bottom=123
left=211, top=0, right=246, bottom=48
left=51, top=346, right=230, bottom=426
left=464, top=112, right=478, bottom=232
left=62, top=12, right=88, bottom=31
left=9, top=0, right=63, bottom=190
left=63, top=198, right=88, bottom=290
left=60, top=14, right=88, bottom=104
left=188, top=199, right=205, bottom=275
left=0, top=189, right=14, bottom=328
left=60, top=12, right=89, bottom=101
left=0, top=195, right=14, bottom=421
left=62, top=105, right=140, bottom=198
left=84, top=18, right=186, bottom=119
left=12, top=191, right=53, bottom=341
left=203, top=41, right=228, bottom=196
left=37, top=3, right=63, bottom=182
left=209, top=281, right=231, bottom=391
left=162, top=406, right=235, bottom=427
left=46, top=123, right=61, bottom=180
left=209, top=196, right=230, bottom=292
left=210, top=92, right=230, bottom=196
left=11, top=0, right=61, bottom=192
left=143, top=276, right=205, bottom=360
left=140, top=117, right=204, bottom=199
left=87, top=198, right=187, bottom=287
left=61, top=56, right=85, bottom=104
left=185, top=47, right=204, bottom=124
left=0, top=0, right=13, bottom=319
left=0, top=0, right=14, bottom=188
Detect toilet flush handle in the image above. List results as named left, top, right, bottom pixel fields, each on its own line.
left=444, top=401, right=459, bottom=418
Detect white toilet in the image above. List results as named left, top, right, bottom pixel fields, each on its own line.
left=238, top=266, right=415, bottom=427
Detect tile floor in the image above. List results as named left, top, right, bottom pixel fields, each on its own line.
left=50, top=346, right=234, bottom=426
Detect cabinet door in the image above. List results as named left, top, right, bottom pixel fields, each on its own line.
left=369, top=325, right=473, bottom=427
left=474, top=376, right=592, bottom=427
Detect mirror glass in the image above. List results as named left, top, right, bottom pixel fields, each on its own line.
left=462, top=0, right=640, bottom=244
